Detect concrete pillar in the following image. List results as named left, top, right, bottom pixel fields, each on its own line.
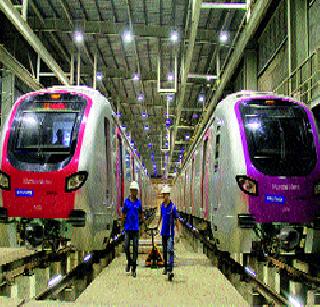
left=66, top=255, right=71, bottom=274
left=61, top=286, right=76, bottom=301
left=92, top=262, right=102, bottom=279
left=244, top=49, right=258, bottom=90
left=17, top=274, right=35, bottom=300
left=192, top=234, right=199, bottom=253
left=1, top=68, right=15, bottom=128
left=34, top=267, right=50, bottom=296
left=6, top=282, right=18, bottom=298
left=71, top=251, right=79, bottom=269
left=50, top=261, right=62, bottom=276
left=101, top=257, right=107, bottom=268
left=115, top=244, right=121, bottom=258
left=307, top=290, right=320, bottom=305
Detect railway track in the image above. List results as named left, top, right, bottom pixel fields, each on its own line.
left=179, top=217, right=320, bottom=305
left=0, top=245, right=73, bottom=289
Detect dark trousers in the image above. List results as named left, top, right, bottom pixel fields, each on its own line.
left=124, top=230, right=139, bottom=270
left=162, top=235, right=175, bottom=272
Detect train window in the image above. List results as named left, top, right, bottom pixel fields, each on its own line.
left=214, top=126, right=221, bottom=172
left=8, top=93, right=87, bottom=171
left=104, top=118, right=112, bottom=203
left=240, top=100, right=317, bottom=176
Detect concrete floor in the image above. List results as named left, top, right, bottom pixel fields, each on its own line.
left=73, top=242, right=248, bottom=306
left=2, top=240, right=249, bottom=306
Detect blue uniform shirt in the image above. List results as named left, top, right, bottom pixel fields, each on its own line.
left=160, top=201, right=178, bottom=237
left=122, top=198, right=142, bottom=231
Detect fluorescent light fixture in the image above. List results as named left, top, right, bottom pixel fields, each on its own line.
left=137, top=93, right=144, bottom=102
left=166, top=118, right=171, bottom=127
left=167, top=94, right=174, bottom=102
left=83, top=253, right=92, bottom=262
left=170, top=30, right=178, bottom=43
left=115, top=111, right=121, bottom=117
left=219, top=31, right=228, bottom=43
left=48, top=274, right=62, bottom=288
left=96, top=72, right=103, bottom=81
left=167, top=72, right=174, bottom=81
left=121, top=125, right=126, bottom=130
left=142, top=111, right=148, bottom=118
left=198, top=94, right=205, bottom=103
left=123, top=30, right=133, bottom=43
left=148, top=143, right=152, bottom=148
left=185, top=134, right=190, bottom=140
left=144, top=125, right=149, bottom=131
left=244, top=266, right=256, bottom=278
left=133, top=73, right=140, bottom=81
left=192, top=113, right=199, bottom=119
left=73, top=31, right=84, bottom=44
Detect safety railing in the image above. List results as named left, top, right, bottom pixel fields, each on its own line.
left=273, top=47, right=320, bottom=104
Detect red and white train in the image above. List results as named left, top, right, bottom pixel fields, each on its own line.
left=0, top=86, right=155, bottom=250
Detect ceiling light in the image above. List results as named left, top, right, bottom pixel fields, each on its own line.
left=192, top=113, right=199, bottom=119
left=142, top=111, right=148, bottom=118
left=170, top=30, right=178, bottom=43
left=123, top=30, right=133, bottom=43
left=133, top=73, right=140, bottom=81
left=166, top=118, right=171, bottom=127
left=219, top=31, right=228, bottom=43
left=148, top=143, right=152, bottom=148
left=137, top=93, right=144, bottom=102
left=73, top=31, right=84, bottom=44
left=198, top=94, right=205, bottom=103
left=185, top=134, right=190, bottom=141
left=167, top=94, right=174, bottom=102
left=96, top=72, right=103, bottom=81
left=144, top=125, right=149, bottom=131
left=167, top=73, right=174, bottom=81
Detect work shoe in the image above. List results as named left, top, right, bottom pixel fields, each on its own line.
left=131, top=269, right=136, bottom=278
left=162, top=268, right=167, bottom=275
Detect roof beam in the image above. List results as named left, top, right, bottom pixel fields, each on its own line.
left=182, top=0, right=273, bottom=171
left=169, top=0, right=202, bottom=169
left=28, top=18, right=223, bottom=42
left=0, top=0, right=69, bottom=85
left=0, top=44, right=42, bottom=90
left=201, top=2, right=248, bottom=10
left=177, top=125, right=195, bottom=130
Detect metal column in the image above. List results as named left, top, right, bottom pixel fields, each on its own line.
left=1, top=68, right=15, bottom=127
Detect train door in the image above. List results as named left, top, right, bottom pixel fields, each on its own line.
left=116, top=130, right=124, bottom=216
left=212, top=120, right=222, bottom=213
left=202, top=131, right=209, bottom=220
left=191, top=155, right=195, bottom=217
left=124, top=148, right=131, bottom=199
left=104, top=118, right=112, bottom=207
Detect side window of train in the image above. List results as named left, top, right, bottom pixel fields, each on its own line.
left=214, top=124, right=221, bottom=172
left=104, top=118, right=111, bottom=204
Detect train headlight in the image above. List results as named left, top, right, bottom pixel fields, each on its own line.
left=65, top=171, right=88, bottom=192
left=0, top=171, right=10, bottom=190
left=314, top=181, right=320, bottom=195
left=236, top=175, right=258, bottom=196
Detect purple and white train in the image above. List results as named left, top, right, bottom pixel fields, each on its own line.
left=173, top=91, right=320, bottom=257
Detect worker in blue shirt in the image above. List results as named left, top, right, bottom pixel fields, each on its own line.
left=157, top=185, right=179, bottom=280
left=122, top=181, right=143, bottom=278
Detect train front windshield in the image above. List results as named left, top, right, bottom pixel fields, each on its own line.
left=8, top=93, right=87, bottom=171
left=240, top=100, right=317, bottom=176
